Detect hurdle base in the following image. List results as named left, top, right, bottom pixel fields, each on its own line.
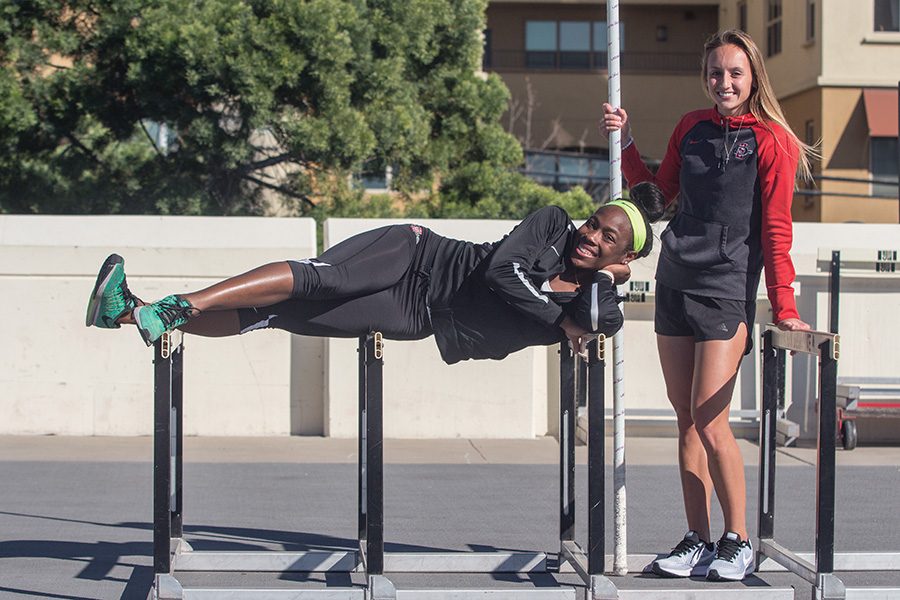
left=151, top=573, right=184, bottom=600
left=368, top=574, right=396, bottom=600
left=558, top=541, right=617, bottom=600
left=814, top=573, right=846, bottom=600
left=586, top=574, right=617, bottom=600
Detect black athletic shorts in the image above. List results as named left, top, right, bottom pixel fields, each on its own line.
left=654, top=282, right=756, bottom=355
left=237, top=225, right=434, bottom=340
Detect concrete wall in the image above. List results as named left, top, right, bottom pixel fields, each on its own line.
left=0, top=215, right=319, bottom=436
left=788, top=222, right=900, bottom=441
left=2, top=215, right=898, bottom=441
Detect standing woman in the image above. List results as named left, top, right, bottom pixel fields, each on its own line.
left=603, top=30, right=814, bottom=582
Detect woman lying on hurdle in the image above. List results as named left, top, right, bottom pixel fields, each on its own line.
left=85, top=182, right=665, bottom=363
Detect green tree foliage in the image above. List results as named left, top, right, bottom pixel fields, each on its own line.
left=0, top=0, right=594, bottom=220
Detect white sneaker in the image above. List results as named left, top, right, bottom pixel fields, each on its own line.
left=651, top=530, right=716, bottom=578
left=707, top=532, right=755, bottom=581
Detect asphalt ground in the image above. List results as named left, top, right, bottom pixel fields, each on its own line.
left=1, top=436, right=899, bottom=599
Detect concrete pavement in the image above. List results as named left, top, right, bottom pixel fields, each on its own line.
left=2, top=435, right=898, bottom=599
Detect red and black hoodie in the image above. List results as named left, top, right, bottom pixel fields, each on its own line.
left=622, top=107, right=801, bottom=323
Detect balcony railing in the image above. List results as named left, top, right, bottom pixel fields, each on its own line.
left=485, top=50, right=701, bottom=74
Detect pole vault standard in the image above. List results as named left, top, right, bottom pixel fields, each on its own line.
left=606, top=0, right=628, bottom=577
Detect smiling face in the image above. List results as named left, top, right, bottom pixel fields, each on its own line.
left=706, top=43, right=754, bottom=117
left=570, top=206, right=635, bottom=271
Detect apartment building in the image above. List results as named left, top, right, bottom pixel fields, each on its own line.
left=485, top=1, right=719, bottom=195
left=719, top=0, right=899, bottom=222
left=485, top=0, right=900, bottom=222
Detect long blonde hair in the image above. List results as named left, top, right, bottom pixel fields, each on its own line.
left=701, top=30, right=818, bottom=182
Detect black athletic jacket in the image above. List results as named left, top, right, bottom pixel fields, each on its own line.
left=425, top=206, right=623, bottom=364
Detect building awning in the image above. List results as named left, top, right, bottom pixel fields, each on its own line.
left=863, top=88, right=898, bottom=137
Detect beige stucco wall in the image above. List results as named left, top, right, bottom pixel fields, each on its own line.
left=717, top=0, right=900, bottom=89
left=718, top=0, right=822, bottom=99
left=820, top=0, right=900, bottom=88
left=487, top=2, right=717, bottom=156
left=818, top=86, right=899, bottom=224
left=500, top=71, right=710, bottom=156
left=780, top=87, right=822, bottom=222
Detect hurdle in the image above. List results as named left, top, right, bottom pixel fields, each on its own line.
left=755, top=325, right=900, bottom=599
left=148, top=332, right=614, bottom=599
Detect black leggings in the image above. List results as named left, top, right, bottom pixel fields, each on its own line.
left=237, top=225, right=433, bottom=340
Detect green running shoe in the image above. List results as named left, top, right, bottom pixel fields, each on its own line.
left=85, top=254, right=141, bottom=329
left=133, top=295, right=196, bottom=346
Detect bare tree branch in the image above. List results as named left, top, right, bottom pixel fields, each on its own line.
left=239, top=152, right=299, bottom=174
left=241, top=173, right=316, bottom=208
left=139, top=121, right=165, bottom=158
left=524, top=76, right=537, bottom=149
left=577, top=128, right=588, bottom=153
left=64, top=132, right=102, bottom=164
left=540, top=118, right=562, bottom=150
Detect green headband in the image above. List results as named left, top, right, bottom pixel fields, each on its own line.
left=605, top=199, right=646, bottom=254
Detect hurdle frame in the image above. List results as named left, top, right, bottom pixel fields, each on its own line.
left=149, top=332, right=614, bottom=599
left=148, top=325, right=899, bottom=599
left=757, top=325, right=845, bottom=599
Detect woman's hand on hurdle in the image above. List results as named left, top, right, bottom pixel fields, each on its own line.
left=777, top=318, right=812, bottom=355
left=776, top=317, right=811, bottom=331
left=601, top=103, right=632, bottom=144
left=560, top=315, right=590, bottom=357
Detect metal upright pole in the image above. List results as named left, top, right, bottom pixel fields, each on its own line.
left=559, top=343, right=576, bottom=543
left=758, top=331, right=778, bottom=546
left=171, top=343, right=184, bottom=539
left=358, top=336, right=367, bottom=555
left=607, top=0, right=627, bottom=576
left=586, top=338, right=606, bottom=576
left=365, top=333, right=385, bottom=577
left=153, top=339, right=173, bottom=577
left=829, top=251, right=841, bottom=334
left=816, top=339, right=838, bottom=576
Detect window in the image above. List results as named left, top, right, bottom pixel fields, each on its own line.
left=525, top=152, right=557, bottom=185
left=524, top=20, right=623, bottom=70
left=874, top=0, right=900, bottom=31
left=806, top=0, right=816, bottom=42
left=525, top=21, right=557, bottom=68
left=560, top=21, right=591, bottom=69
left=738, top=1, right=748, bottom=32
left=356, top=159, right=394, bottom=191
left=524, top=150, right=610, bottom=199
left=142, top=120, right=177, bottom=154
left=871, top=138, right=899, bottom=197
left=766, top=0, right=782, bottom=57
left=593, top=21, right=625, bottom=67
left=558, top=155, right=591, bottom=185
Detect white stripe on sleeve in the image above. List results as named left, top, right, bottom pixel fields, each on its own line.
left=512, top=262, right=549, bottom=304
